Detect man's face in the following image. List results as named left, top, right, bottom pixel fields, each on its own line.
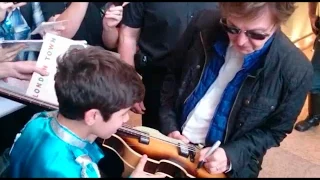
left=223, top=8, right=277, bottom=54
left=91, top=107, right=131, bottom=139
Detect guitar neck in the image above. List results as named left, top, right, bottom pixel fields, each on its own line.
left=0, top=87, right=58, bottom=110
left=117, top=126, right=198, bottom=151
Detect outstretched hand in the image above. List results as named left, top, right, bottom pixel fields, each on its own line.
left=0, top=61, right=49, bottom=80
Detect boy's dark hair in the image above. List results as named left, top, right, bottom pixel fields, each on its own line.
left=54, top=46, right=145, bottom=121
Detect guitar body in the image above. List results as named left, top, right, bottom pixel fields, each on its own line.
left=101, top=126, right=226, bottom=178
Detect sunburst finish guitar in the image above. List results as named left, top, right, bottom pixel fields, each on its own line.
left=102, top=126, right=226, bottom=178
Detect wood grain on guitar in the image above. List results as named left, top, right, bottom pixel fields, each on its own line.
left=102, top=126, right=226, bottom=178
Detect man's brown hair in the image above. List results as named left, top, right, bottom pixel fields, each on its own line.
left=219, top=2, right=297, bottom=24
left=54, top=46, right=145, bottom=121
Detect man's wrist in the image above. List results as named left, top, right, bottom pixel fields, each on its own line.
left=103, top=25, right=117, bottom=32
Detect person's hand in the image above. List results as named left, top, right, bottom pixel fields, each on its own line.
left=103, top=4, right=124, bottom=29
left=199, top=147, right=230, bottom=174
left=130, top=155, right=166, bottom=178
left=310, top=15, right=319, bottom=35
left=48, top=14, right=60, bottom=22
left=40, top=14, right=65, bottom=37
left=0, top=61, right=49, bottom=80
left=122, top=2, right=130, bottom=6
left=168, top=131, right=190, bottom=144
left=131, top=101, right=146, bottom=114
left=0, top=2, right=26, bottom=22
left=0, top=43, right=27, bottom=62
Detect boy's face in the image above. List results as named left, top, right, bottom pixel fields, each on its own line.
left=89, top=107, right=131, bottom=139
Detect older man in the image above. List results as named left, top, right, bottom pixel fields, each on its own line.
left=159, top=2, right=313, bottom=178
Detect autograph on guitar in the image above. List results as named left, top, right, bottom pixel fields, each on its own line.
left=102, top=126, right=226, bottom=178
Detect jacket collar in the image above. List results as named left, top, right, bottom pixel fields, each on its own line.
left=48, top=111, right=94, bottom=149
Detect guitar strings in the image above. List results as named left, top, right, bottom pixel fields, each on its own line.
left=121, top=127, right=198, bottom=153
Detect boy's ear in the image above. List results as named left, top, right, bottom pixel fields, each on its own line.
left=83, top=109, right=102, bottom=126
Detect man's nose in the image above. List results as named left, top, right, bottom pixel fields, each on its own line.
left=235, top=32, right=248, bottom=46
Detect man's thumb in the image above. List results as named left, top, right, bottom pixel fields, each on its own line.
left=175, top=134, right=189, bottom=144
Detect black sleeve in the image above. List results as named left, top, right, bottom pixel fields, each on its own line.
left=92, top=2, right=107, bottom=9
left=222, top=57, right=313, bottom=177
left=39, top=2, right=66, bottom=21
left=158, top=11, right=203, bottom=135
left=122, top=2, right=145, bottom=28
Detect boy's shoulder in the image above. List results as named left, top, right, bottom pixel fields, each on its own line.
left=9, top=111, right=82, bottom=177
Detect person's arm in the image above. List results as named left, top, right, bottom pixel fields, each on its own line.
left=117, top=2, right=144, bottom=66
left=0, top=61, right=48, bottom=80
left=159, top=11, right=203, bottom=136
left=309, top=2, right=318, bottom=17
left=102, top=27, right=119, bottom=50
left=118, top=25, right=140, bottom=66
left=102, top=3, right=124, bottom=50
left=309, top=2, right=319, bottom=34
left=220, top=59, right=313, bottom=177
left=55, top=2, right=89, bottom=39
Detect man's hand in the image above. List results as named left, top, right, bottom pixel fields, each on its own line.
left=103, top=4, right=124, bottom=29
left=0, top=61, right=49, bottom=80
left=131, top=101, right=146, bottom=114
left=48, top=14, right=60, bottom=22
left=40, top=14, right=66, bottom=37
left=0, top=2, right=26, bottom=22
left=130, top=155, right=166, bottom=178
left=0, top=43, right=27, bottom=62
left=310, top=15, right=319, bottom=35
left=199, top=147, right=230, bottom=174
left=168, top=131, right=190, bottom=144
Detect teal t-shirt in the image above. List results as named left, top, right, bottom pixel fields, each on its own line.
left=9, top=111, right=105, bottom=178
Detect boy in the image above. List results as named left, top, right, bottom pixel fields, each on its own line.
left=8, top=46, right=164, bottom=178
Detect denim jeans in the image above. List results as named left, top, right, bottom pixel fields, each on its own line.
left=311, top=37, right=320, bottom=94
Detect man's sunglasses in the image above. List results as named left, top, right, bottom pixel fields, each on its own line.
left=219, top=18, right=271, bottom=40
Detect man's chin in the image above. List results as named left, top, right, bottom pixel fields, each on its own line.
left=236, top=47, right=254, bottom=55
